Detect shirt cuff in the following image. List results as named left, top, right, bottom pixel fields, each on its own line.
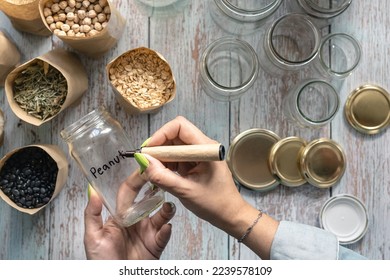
left=270, top=221, right=339, bottom=260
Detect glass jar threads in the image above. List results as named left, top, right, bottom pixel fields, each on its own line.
left=283, top=79, right=340, bottom=128
left=297, top=0, right=352, bottom=19
left=200, top=37, right=259, bottom=102
left=258, top=13, right=321, bottom=76
left=210, top=0, right=284, bottom=35
left=60, top=106, right=165, bottom=227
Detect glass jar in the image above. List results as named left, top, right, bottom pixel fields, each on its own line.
left=296, top=0, right=352, bottom=19
left=60, top=106, right=165, bottom=227
left=314, top=33, right=361, bottom=80
left=210, top=0, right=284, bottom=35
left=258, top=13, right=321, bottom=76
left=283, top=79, right=340, bottom=128
left=200, top=37, right=259, bottom=102
left=133, top=0, right=190, bottom=17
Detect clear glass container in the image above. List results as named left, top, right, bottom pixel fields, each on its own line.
left=60, top=106, right=165, bottom=227
left=314, top=33, right=361, bottom=80
left=297, top=0, right=352, bottom=19
left=200, top=37, right=259, bottom=102
left=283, top=79, right=340, bottom=127
left=133, top=0, right=190, bottom=17
left=258, top=13, right=321, bottom=76
left=210, top=0, right=284, bottom=35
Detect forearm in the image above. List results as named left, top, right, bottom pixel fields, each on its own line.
left=213, top=202, right=279, bottom=260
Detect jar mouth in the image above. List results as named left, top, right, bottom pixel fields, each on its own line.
left=60, top=106, right=108, bottom=141
left=296, top=80, right=340, bottom=125
left=268, top=14, right=321, bottom=67
left=216, top=0, right=283, bottom=22
left=319, top=33, right=361, bottom=78
left=200, top=37, right=259, bottom=101
left=300, top=0, right=352, bottom=14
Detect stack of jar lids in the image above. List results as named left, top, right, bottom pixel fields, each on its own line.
left=345, top=84, right=390, bottom=134
left=226, top=129, right=346, bottom=191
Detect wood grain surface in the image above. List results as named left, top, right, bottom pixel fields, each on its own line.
left=0, top=0, right=389, bottom=260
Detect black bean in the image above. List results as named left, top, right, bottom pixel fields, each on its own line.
left=0, top=147, right=58, bottom=209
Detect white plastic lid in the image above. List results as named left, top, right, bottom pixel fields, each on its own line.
left=319, top=194, right=369, bottom=245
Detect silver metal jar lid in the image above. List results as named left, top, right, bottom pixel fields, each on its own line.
left=319, top=194, right=369, bottom=245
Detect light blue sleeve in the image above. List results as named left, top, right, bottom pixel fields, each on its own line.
left=270, top=221, right=367, bottom=260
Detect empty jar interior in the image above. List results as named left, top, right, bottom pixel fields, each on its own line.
left=270, top=14, right=320, bottom=64
left=302, top=0, right=352, bottom=13
left=319, top=33, right=361, bottom=77
left=216, top=0, right=283, bottom=22
left=201, top=38, right=258, bottom=101
left=297, top=80, right=339, bottom=124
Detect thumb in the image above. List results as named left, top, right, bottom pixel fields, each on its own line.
left=84, top=185, right=104, bottom=235
left=142, top=154, right=190, bottom=197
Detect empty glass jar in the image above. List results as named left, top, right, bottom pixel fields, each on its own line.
left=210, top=0, right=284, bottom=35
left=60, top=106, right=165, bottom=227
left=258, top=13, right=321, bottom=76
left=314, top=33, right=361, bottom=80
left=296, top=0, right=352, bottom=19
left=200, top=37, right=259, bottom=101
left=283, top=79, right=340, bottom=127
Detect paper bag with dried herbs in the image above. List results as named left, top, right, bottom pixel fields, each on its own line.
left=106, top=47, right=176, bottom=114
left=0, top=30, right=21, bottom=86
left=39, top=0, right=126, bottom=58
left=4, top=48, right=88, bottom=126
left=0, top=0, right=51, bottom=36
left=0, top=144, right=68, bottom=214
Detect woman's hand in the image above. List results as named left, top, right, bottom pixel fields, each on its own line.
left=84, top=173, right=175, bottom=260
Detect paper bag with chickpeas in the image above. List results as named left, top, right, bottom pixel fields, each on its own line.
left=39, top=0, right=126, bottom=58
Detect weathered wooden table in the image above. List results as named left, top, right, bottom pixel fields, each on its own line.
left=0, top=0, right=389, bottom=260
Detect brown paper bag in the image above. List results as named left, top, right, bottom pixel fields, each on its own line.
left=0, top=144, right=68, bottom=215
left=4, top=48, right=88, bottom=126
left=39, top=0, right=126, bottom=58
left=106, top=47, right=176, bottom=114
left=0, top=29, right=21, bottom=86
left=0, top=0, right=51, bottom=36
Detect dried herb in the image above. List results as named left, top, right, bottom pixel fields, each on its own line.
left=13, top=60, right=67, bottom=121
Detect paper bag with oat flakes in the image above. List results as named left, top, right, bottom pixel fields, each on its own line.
left=0, top=0, right=51, bottom=36
left=0, top=144, right=68, bottom=215
left=39, top=0, right=125, bottom=58
left=106, top=47, right=176, bottom=114
left=4, top=48, right=88, bottom=126
left=0, top=29, right=21, bottom=86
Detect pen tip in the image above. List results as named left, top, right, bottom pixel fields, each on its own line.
left=119, top=151, right=136, bottom=158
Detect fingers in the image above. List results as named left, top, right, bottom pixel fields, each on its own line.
left=148, top=116, right=216, bottom=146
left=141, top=154, right=193, bottom=198
left=151, top=202, right=176, bottom=229
left=117, top=170, right=148, bottom=212
left=84, top=185, right=104, bottom=235
left=152, top=202, right=176, bottom=253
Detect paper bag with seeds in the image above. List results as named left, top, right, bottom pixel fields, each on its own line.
left=39, top=0, right=125, bottom=58
left=0, top=0, right=51, bottom=36
left=0, top=30, right=21, bottom=86
left=4, top=48, right=88, bottom=126
left=0, top=144, right=68, bottom=214
left=106, top=47, right=176, bottom=114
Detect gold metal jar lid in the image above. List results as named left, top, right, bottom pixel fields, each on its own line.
left=345, top=84, right=390, bottom=134
left=227, top=128, right=280, bottom=191
left=300, top=138, right=346, bottom=188
left=269, top=136, right=307, bottom=187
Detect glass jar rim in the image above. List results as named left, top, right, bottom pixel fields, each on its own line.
left=60, top=106, right=109, bottom=141
left=215, top=0, right=283, bottom=22
left=268, top=13, right=321, bottom=66
left=296, top=80, right=340, bottom=124
left=200, top=37, right=259, bottom=100
left=318, top=33, right=361, bottom=77
left=300, top=0, right=352, bottom=14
